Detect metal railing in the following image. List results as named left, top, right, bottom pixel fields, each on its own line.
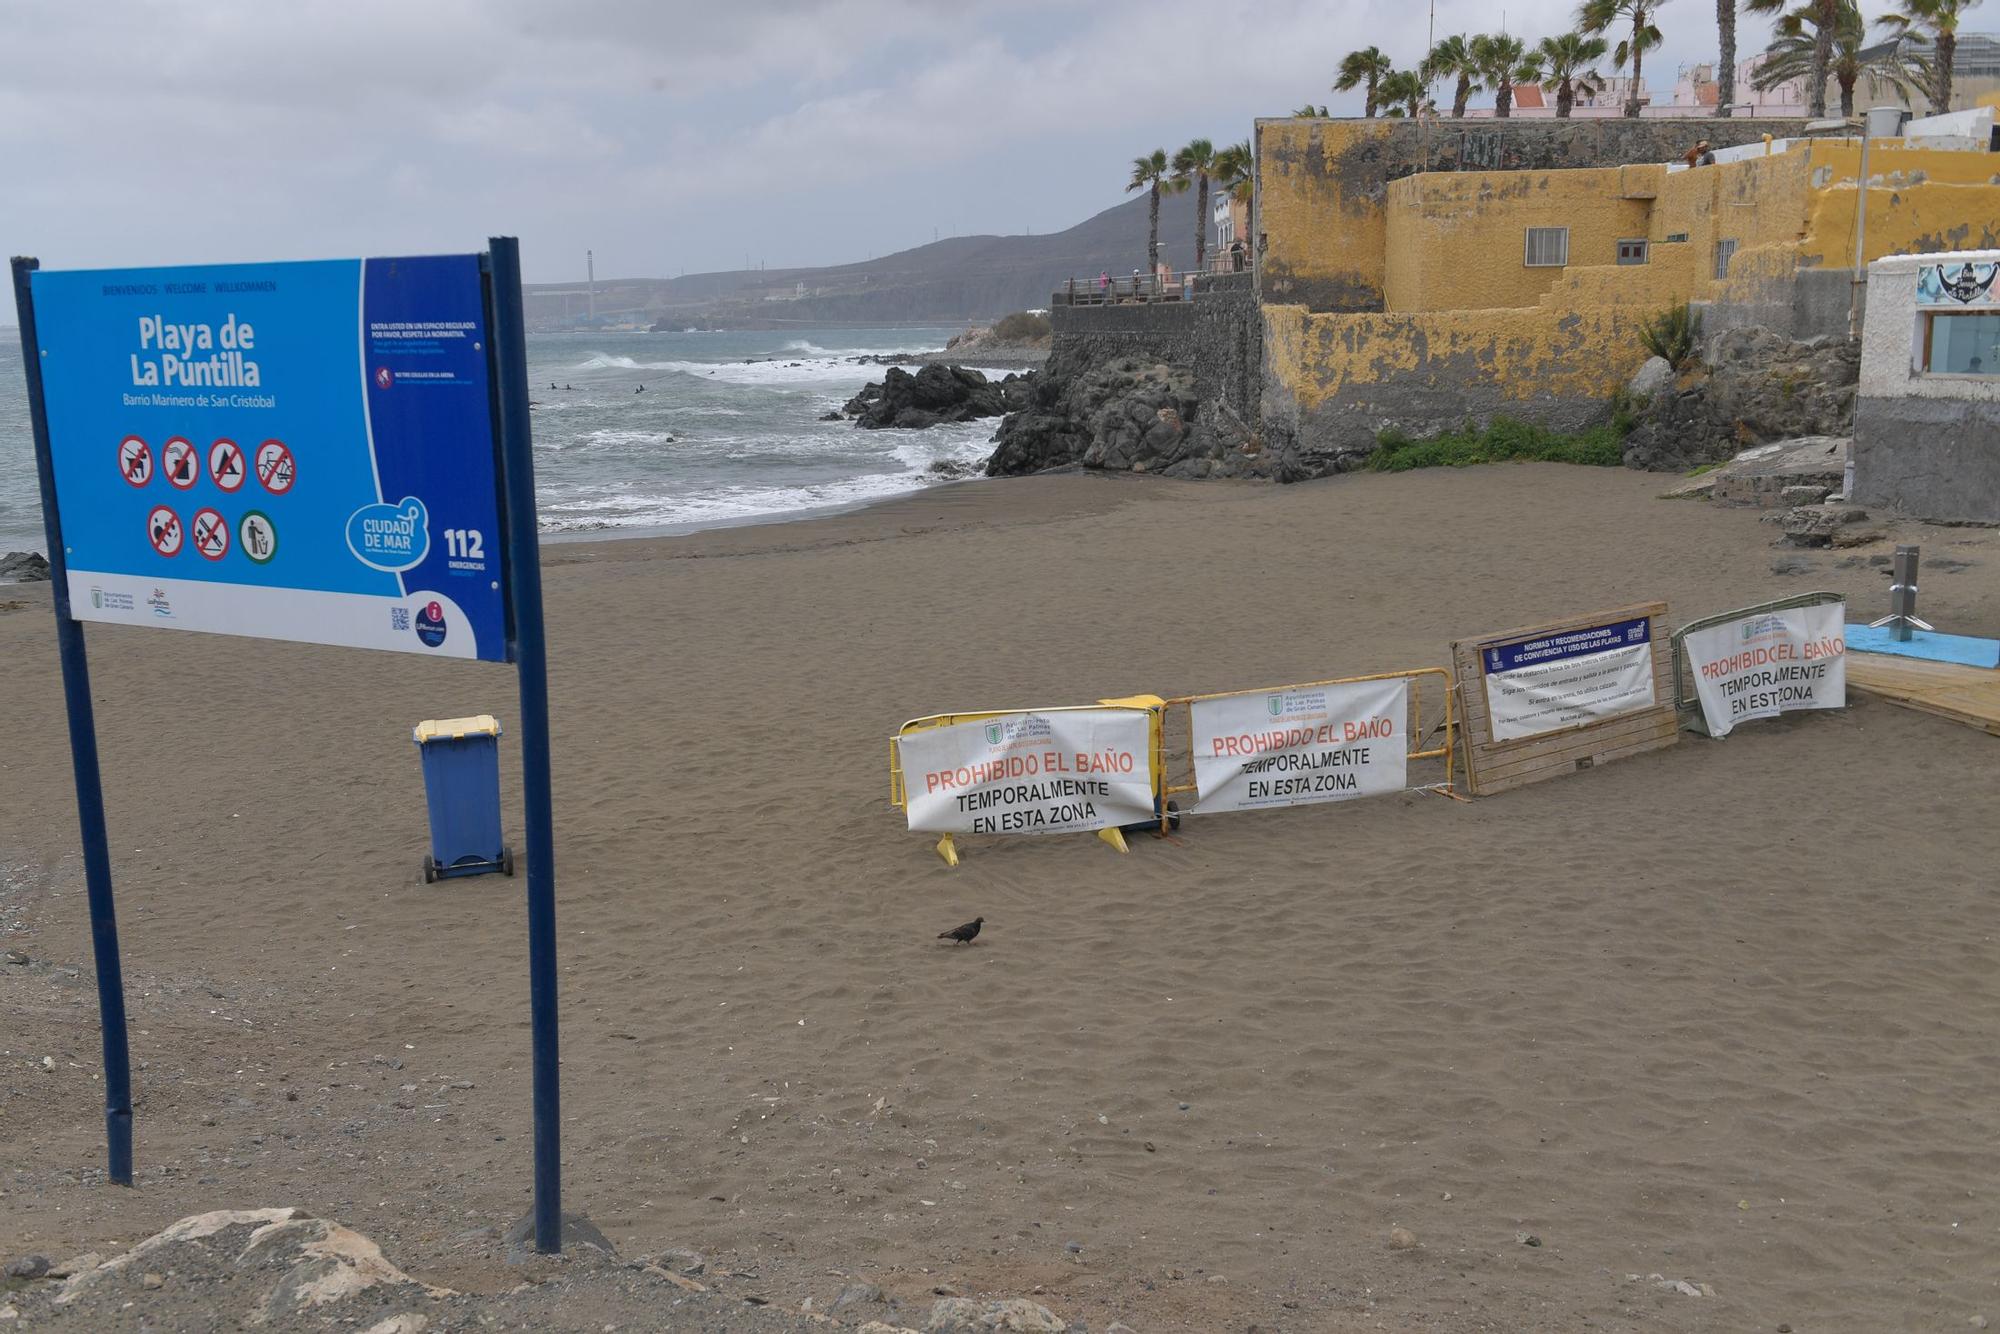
left=1053, top=255, right=1255, bottom=307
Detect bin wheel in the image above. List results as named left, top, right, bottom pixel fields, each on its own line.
left=423, top=855, right=436, bottom=885
left=502, top=846, right=515, bottom=878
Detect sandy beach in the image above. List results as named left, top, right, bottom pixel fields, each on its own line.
left=4, top=465, right=2000, bottom=1332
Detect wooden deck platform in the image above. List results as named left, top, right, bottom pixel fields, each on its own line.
left=1848, top=652, right=2000, bottom=736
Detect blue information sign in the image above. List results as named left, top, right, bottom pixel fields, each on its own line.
left=1484, top=616, right=1651, bottom=675
left=30, top=255, right=510, bottom=661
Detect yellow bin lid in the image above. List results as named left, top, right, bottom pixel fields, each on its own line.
left=413, top=714, right=502, bottom=744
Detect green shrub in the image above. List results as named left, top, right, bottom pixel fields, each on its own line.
left=1364, top=415, right=1626, bottom=473
left=990, top=310, right=1053, bottom=343
left=1638, top=302, right=1703, bottom=369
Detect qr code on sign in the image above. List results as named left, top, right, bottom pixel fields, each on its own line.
left=391, top=607, right=411, bottom=631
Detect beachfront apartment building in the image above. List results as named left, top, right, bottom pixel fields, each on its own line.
left=1468, top=36, right=2000, bottom=121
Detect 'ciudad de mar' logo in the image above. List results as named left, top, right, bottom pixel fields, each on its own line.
left=346, top=496, right=430, bottom=572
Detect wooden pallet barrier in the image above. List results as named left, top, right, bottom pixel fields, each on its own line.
left=1451, top=602, right=1678, bottom=796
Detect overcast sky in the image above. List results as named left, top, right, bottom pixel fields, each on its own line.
left=2, top=0, right=1786, bottom=287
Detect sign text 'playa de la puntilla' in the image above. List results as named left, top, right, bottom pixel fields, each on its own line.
left=31, top=255, right=509, bottom=660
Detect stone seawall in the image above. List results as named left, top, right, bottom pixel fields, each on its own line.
left=986, top=278, right=1268, bottom=479
left=1047, top=275, right=1262, bottom=422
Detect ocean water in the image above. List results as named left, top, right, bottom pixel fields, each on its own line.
left=0, top=326, right=1000, bottom=556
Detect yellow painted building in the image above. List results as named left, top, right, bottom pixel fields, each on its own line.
left=1252, top=113, right=2000, bottom=451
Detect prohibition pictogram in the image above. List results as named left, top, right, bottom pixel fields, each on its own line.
left=162, top=437, right=200, bottom=490
left=255, top=440, right=296, bottom=495
left=191, top=507, right=230, bottom=561
left=208, top=439, right=247, bottom=493
left=119, top=436, right=154, bottom=487
left=147, top=506, right=183, bottom=557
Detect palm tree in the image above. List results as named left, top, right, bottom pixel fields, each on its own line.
left=1749, top=0, right=1840, bottom=116
left=1127, top=149, right=1171, bottom=276
left=1716, top=0, right=1738, bottom=115
left=1172, top=139, right=1217, bottom=270
left=1528, top=32, right=1611, bottom=116
left=1580, top=0, right=1667, bottom=116
left=1376, top=69, right=1431, bottom=118
left=1292, top=103, right=1330, bottom=116
left=1472, top=32, right=1537, bottom=117
left=1335, top=46, right=1396, bottom=116
left=1424, top=34, right=1485, bottom=116
left=1756, top=1, right=1928, bottom=114
left=1880, top=0, right=1979, bottom=112
left=1214, top=139, right=1254, bottom=205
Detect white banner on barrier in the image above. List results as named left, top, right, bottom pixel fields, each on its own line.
left=1191, top=678, right=1409, bottom=814
left=1683, top=602, right=1846, bottom=738
left=1483, top=616, right=1656, bottom=742
left=898, top=709, right=1155, bottom=836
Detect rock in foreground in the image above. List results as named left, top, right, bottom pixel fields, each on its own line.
left=2, top=1206, right=910, bottom=1330
left=843, top=365, right=1033, bottom=430
left=0, top=551, right=50, bottom=582
left=35, top=1207, right=448, bottom=1326
left=1622, top=327, right=1859, bottom=472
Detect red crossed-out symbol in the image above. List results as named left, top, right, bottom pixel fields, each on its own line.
left=147, top=506, right=183, bottom=557
left=208, top=438, right=247, bottom=493
left=255, top=439, right=296, bottom=495
left=162, top=436, right=199, bottom=490
left=119, top=436, right=154, bottom=487
left=191, top=507, right=230, bottom=561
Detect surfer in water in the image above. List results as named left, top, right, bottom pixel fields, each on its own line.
left=636, top=384, right=646, bottom=393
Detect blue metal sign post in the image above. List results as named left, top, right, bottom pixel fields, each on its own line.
left=10, top=238, right=564, bottom=1251
left=11, top=255, right=135, bottom=1186
left=484, top=237, right=563, bottom=1254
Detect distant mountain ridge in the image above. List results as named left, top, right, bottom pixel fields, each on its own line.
left=524, top=189, right=1206, bottom=330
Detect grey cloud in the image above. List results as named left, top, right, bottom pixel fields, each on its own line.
left=2, top=0, right=1780, bottom=282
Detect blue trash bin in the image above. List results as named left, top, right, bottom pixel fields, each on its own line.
left=412, top=714, right=513, bottom=883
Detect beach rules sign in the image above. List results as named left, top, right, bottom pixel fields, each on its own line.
left=1189, top=678, right=1408, bottom=813
left=1682, top=602, right=1846, bottom=738
left=898, top=709, right=1155, bottom=836
left=28, top=256, right=509, bottom=661
left=17, top=240, right=573, bottom=1255
left=1482, top=616, right=1657, bottom=741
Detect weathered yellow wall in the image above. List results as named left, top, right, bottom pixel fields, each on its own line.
left=1538, top=244, right=1702, bottom=309
left=1264, top=302, right=1653, bottom=413
left=1256, top=118, right=1398, bottom=310
left=1383, top=170, right=1653, bottom=312
left=1366, top=141, right=2000, bottom=319
left=1799, top=142, right=2000, bottom=264
left=1368, top=147, right=1822, bottom=316
left=1255, top=129, right=2000, bottom=452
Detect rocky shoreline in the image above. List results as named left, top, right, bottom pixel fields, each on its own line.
left=851, top=345, right=1048, bottom=372
left=840, top=364, right=1033, bottom=430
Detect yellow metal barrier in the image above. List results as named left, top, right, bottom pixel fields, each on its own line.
left=889, top=699, right=1167, bottom=866
left=1158, top=667, right=1459, bottom=828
